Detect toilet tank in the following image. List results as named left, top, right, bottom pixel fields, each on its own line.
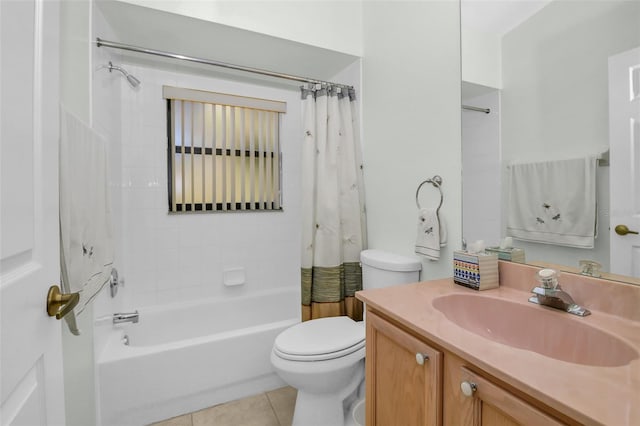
left=360, top=249, right=422, bottom=290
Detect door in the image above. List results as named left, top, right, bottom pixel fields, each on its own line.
left=0, top=0, right=64, bottom=425
left=609, top=46, right=640, bottom=278
left=366, top=311, right=442, bottom=426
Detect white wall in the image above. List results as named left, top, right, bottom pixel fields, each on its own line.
left=91, top=10, right=127, bottom=426
left=119, top=0, right=363, bottom=57
left=118, top=65, right=303, bottom=308
left=461, top=27, right=501, bottom=89
left=500, top=0, right=639, bottom=269
left=60, top=0, right=91, bottom=123
left=502, top=1, right=639, bottom=161
left=60, top=3, right=129, bottom=424
left=102, top=1, right=465, bottom=286
left=59, top=1, right=97, bottom=425
left=362, top=1, right=461, bottom=280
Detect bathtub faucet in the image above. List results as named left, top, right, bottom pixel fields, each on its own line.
left=113, top=311, right=139, bottom=324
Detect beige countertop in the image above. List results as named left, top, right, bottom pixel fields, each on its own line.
left=356, top=275, right=640, bottom=426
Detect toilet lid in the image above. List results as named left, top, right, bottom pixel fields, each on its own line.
left=274, top=316, right=365, bottom=361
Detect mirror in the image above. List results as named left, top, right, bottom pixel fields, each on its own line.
left=461, top=0, right=640, bottom=285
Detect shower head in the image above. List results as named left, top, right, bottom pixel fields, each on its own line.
left=106, top=62, right=140, bottom=88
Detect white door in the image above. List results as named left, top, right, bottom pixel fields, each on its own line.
left=609, top=46, right=640, bottom=278
left=0, top=0, right=65, bottom=425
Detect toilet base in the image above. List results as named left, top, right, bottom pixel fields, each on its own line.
left=346, top=398, right=365, bottom=426
left=291, top=362, right=364, bottom=426
left=292, top=391, right=346, bottom=426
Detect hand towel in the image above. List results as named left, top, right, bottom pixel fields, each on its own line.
left=415, top=208, right=446, bottom=260
left=506, top=156, right=597, bottom=248
left=60, top=107, right=114, bottom=317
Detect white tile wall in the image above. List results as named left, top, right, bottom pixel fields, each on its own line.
left=119, top=65, right=303, bottom=308
left=91, top=6, right=126, bottom=362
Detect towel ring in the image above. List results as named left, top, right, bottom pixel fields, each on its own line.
left=416, top=175, right=444, bottom=216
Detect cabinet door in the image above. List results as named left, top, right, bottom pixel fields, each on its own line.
left=366, top=311, right=442, bottom=426
left=453, top=367, right=566, bottom=426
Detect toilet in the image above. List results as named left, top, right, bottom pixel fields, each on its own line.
left=271, top=249, right=422, bottom=426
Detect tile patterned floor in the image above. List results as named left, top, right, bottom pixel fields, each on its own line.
left=150, top=387, right=297, bottom=426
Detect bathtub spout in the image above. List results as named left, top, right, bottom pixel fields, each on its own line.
left=113, top=311, right=139, bottom=324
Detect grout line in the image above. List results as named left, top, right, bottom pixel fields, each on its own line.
left=265, top=391, right=284, bottom=426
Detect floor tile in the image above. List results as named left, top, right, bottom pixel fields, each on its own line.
left=149, top=413, right=192, bottom=426
left=192, top=394, right=280, bottom=426
left=266, top=387, right=297, bottom=426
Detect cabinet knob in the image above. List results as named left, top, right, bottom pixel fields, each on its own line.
left=460, top=381, right=477, bottom=397
left=415, top=352, right=429, bottom=365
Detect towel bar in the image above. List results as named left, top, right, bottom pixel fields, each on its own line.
left=416, top=175, right=444, bottom=217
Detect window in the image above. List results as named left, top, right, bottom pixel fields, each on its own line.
left=163, top=86, right=286, bottom=212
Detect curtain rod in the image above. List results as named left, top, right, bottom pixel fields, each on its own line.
left=462, top=104, right=490, bottom=114
left=96, top=38, right=354, bottom=90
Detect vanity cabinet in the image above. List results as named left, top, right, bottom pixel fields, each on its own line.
left=445, top=356, right=566, bottom=426
left=366, top=311, right=443, bottom=426
left=366, top=309, right=571, bottom=426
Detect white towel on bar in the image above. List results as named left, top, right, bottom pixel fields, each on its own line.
left=415, top=208, right=447, bottom=260
left=506, top=156, right=597, bottom=248
left=60, top=107, right=114, bottom=316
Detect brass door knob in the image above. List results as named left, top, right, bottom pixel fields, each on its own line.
left=46, top=285, right=79, bottom=320
left=615, top=225, right=639, bottom=236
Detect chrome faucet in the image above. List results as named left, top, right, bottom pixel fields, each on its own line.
left=113, top=311, right=139, bottom=324
left=528, top=269, right=590, bottom=316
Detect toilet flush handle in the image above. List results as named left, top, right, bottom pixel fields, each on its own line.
left=415, top=353, right=429, bottom=365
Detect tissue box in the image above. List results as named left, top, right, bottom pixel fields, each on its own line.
left=453, top=251, right=499, bottom=291
left=485, top=247, right=525, bottom=263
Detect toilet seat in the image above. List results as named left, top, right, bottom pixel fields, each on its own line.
left=274, top=316, right=365, bottom=362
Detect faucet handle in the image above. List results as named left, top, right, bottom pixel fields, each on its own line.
left=536, top=268, right=559, bottom=289
left=579, top=260, right=602, bottom=277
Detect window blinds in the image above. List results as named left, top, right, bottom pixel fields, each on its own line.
left=164, top=86, right=285, bottom=212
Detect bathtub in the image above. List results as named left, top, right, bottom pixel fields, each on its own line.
left=97, top=288, right=300, bottom=426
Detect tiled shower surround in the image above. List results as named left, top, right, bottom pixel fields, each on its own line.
left=119, top=65, right=303, bottom=308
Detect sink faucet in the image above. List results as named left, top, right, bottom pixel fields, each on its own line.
left=528, top=269, right=590, bottom=316
left=113, top=311, right=139, bottom=324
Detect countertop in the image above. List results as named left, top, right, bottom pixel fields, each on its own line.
left=356, top=277, right=640, bottom=426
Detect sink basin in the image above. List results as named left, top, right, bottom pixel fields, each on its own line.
left=432, top=293, right=638, bottom=367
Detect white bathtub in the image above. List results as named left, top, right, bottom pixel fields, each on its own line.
left=97, top=288, right=300, bottom=426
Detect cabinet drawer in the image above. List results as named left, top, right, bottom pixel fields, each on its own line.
left=456, top=367, right=566, bottom=426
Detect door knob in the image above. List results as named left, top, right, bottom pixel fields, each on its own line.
left=46, top=285, right=79, bottom=320
left=615, top=225, right=639, bottom=236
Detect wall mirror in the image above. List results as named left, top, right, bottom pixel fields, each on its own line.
left=461, top=0, right=640, bottom=285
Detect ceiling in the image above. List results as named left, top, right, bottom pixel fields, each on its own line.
left=461, top=0, right=553, bottom=36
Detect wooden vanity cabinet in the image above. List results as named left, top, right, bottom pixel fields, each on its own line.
left=366, top=309, right=570, bottom=426
left=366, top=311, right=443, bottom=426
left=444, top=355, right=567, bottom=426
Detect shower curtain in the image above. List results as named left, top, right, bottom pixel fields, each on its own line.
left=300, top=85, right=367, bottom=322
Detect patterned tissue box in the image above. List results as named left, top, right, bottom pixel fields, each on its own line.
left=453, top=250, right=499, bottom=291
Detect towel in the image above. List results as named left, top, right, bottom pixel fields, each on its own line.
left=415, top=208, right=447, bottom=260
left=506, top=156, right=597, bottom=248
left=60, top=107, right=114, bottom=317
